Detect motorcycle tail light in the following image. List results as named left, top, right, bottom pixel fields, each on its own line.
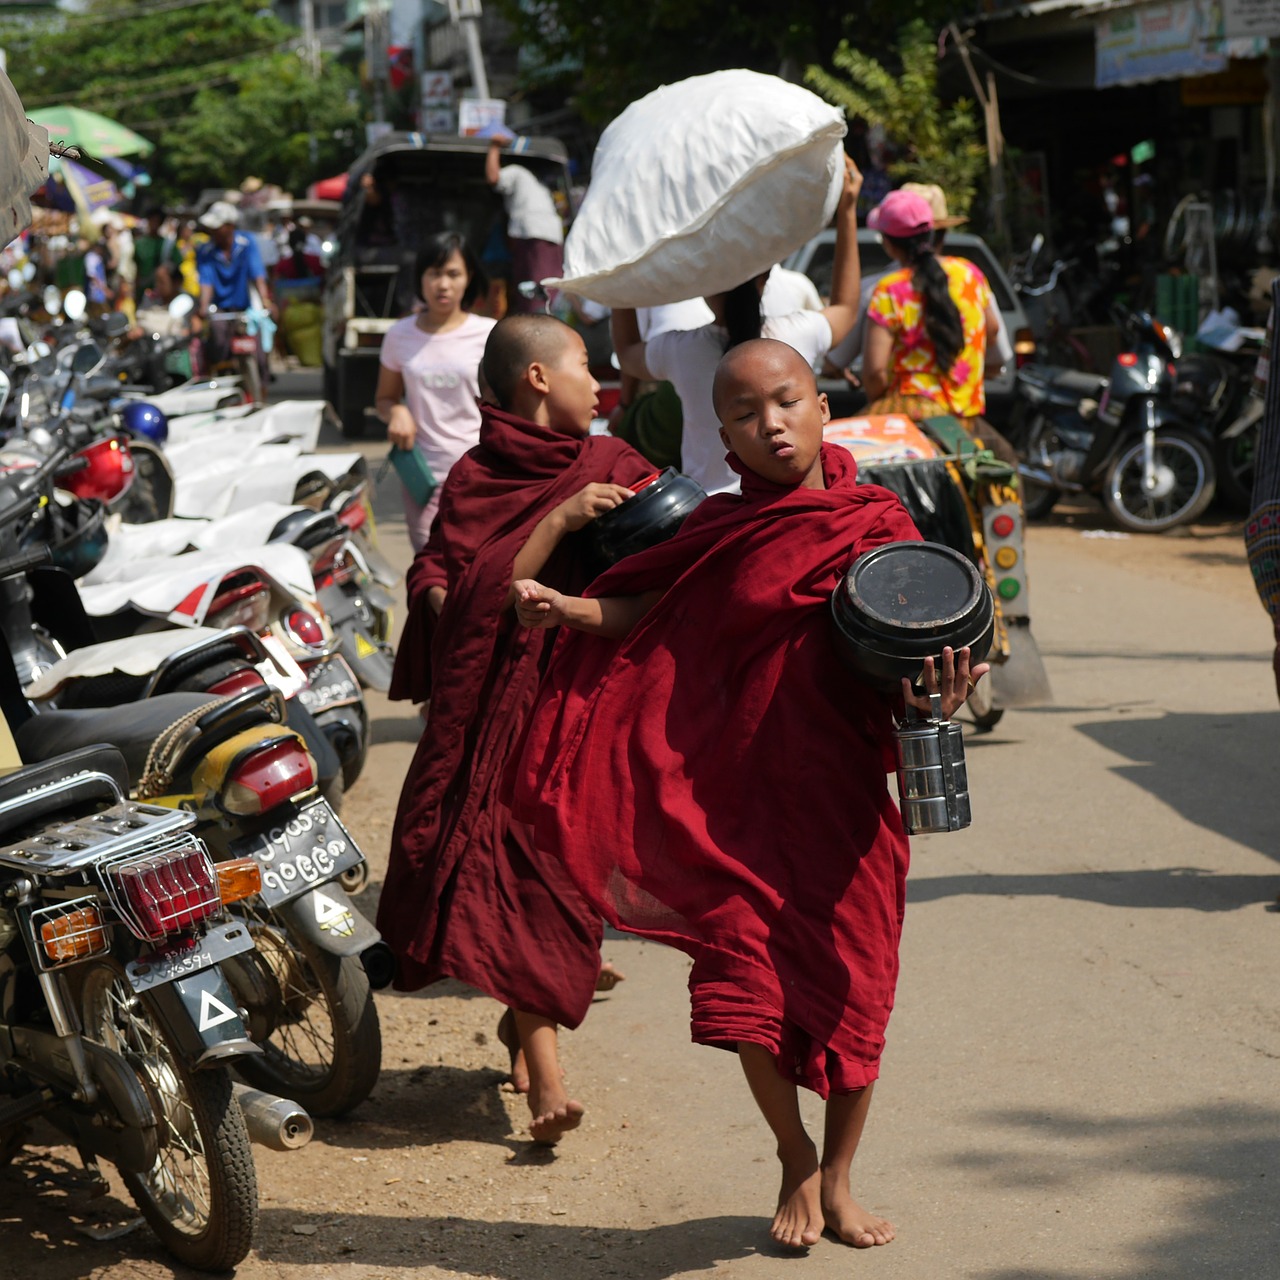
left=337, top=495, right=368, bottom=532
left=216, top=857, right=263, bottom=905
left=207, top=667, right=267, bottom=697
left=38, top=902, right=109, bottom=964
left=281, top=606, right=326, bottom=650
left=207, top=573, right=272, bottom=631
left=1014, top=327, right=1037, bottom=367
left=222, top=739, right=317, bottom=816
left=60, top=436, right=135, bottom=503
left=102, top=840, right=221, bottom=942
left=1118, top=353, right=1138, bottom=367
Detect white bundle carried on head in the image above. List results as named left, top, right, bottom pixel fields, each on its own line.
left=545, top=69, right=848, bottom=309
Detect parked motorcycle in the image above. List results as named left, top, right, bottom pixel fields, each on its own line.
left=1009, top=309, right=1217, bottom=532
left=0, top=741, right=263, bottom=1270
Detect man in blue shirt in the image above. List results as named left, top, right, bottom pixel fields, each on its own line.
left=195, top=201, right=275, bottom=397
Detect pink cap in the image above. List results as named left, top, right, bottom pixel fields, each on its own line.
left=867, top=190, right=935, bottom=239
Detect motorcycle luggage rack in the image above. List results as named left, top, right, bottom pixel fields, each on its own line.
left=97, top=831, right=222, bottom=943
left=28, top=896, right=110, bottom=970
left=0, top=796, right=196, bottom=874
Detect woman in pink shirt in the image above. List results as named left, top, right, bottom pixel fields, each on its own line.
left=376, top=233, right=496, bottom=549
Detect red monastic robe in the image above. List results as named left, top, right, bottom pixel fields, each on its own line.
left=379, top=406, right=651, bottom=1026
left=511, top=444, right=921, bottom=1094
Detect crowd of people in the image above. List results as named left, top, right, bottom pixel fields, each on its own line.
left=376, top=139, right=1003, bottom=1252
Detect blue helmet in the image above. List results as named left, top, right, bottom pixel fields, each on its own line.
left=120, top=400, right=169, bottom=445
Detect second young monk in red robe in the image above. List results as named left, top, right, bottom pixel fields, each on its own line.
left=379, top=315, right=652, bottom=1144
left=510, top=340, right=988, bottom=1244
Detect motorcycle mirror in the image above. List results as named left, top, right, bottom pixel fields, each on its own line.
left=71, top=341, right=105, bottom=375
left=63, top=289, right=88, bottom=322
left=0, top=369, right=10, bottom=416
left=101, top=311, right=130, bottom=339
left=168, top=293, right=195, bottom=320
left=43, top=285, right=63, bottom=316
left=6, top=268, right=23, bottom=291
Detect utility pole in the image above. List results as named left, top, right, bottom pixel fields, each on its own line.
left=948, top=23, right=1006, bottom=245
left=301, top=0, right=320, bottom=78
left=366, top=0, right=390, bottom=126
left=450, top=0, right=490, bottom=100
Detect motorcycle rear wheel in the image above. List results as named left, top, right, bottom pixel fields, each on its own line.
left=231, top=901, right=381, bottom=1117
left=71, top=959, right=258, bottom=1272
left=1102, top=429, right=1216, bottom=533
left=1012, top=412, right=1061, bottom=520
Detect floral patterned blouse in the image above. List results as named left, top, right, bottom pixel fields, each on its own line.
left=867, top=257, right=993, bottom=416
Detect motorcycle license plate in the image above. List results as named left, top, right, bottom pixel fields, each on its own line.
left=236, top=798, right=363, bottom=907
left=297, top=654, right=361, bottom=715
left=230, top=334, right=258, bottom=355
left=125, top=920, right=255, bottom=993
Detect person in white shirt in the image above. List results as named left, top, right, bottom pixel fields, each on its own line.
left=486, top=136, right=564, bottom=315
left=610, top=158, right=864, bottom=495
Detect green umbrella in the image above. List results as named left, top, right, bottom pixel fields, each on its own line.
left=28, top=105, right=154, bottom=159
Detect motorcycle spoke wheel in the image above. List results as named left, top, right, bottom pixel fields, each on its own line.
left=73, top=960, right=257, bottom=1271
left=232, top=902, right=381, bottom=1117
left=1103, top=430, right=1216, bottom=533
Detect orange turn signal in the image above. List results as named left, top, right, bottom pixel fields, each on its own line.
left=216, top=858, right=263, bottom=905
left=41, top=905, right=109, bottom=963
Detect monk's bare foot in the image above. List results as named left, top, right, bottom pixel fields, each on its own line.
left=527, top=1082, right=584, bottom=1146
left=771, top=1143, right=823, bottom=1250
left=496, top=1010, right=529, bottom=1093
left=596, top=961, right=626, bottom=992
left=820, top=1171, right=895, bottom=1248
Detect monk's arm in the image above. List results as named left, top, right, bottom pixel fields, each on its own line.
left=502, top=482, right=635, bottom=607
left=514, top=580, right=663, bottom=639
left=426, top=586, right=446, bottom=615
left=610, top=308, right=654, bottom=380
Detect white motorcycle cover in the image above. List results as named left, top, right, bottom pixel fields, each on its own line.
left=77, top=542, right=318, bottom=625
left=169, top=442, right=361, bottom=519
left=547, top=69, right=847, bottom=307
left=163, top=400, right=325, bottom=451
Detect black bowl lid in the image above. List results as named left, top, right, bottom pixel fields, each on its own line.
left=843, top=542, right=984, bottom=637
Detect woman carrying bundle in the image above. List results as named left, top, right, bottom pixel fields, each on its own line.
left=860, top=190, right=1016, bottom=464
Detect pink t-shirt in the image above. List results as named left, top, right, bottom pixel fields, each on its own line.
left=379, top=311, right=496, bottom=480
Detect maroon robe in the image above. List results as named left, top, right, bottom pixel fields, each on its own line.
left=379, top=406, right=651, bottom=1026
left=510, top=445, right=921, bottom=1094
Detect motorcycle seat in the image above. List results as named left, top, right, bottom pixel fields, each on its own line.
left=0, top=744, right=131, bottom=844
left=1019, top=365, right=1108, bottom=405
left=15, top=693, right=220, bottom=786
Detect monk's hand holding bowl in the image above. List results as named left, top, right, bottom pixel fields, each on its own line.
left=557, top=482, right=635, bottom=532
left=514, top=579, right=567, bottom=629
left=901, top=646, right=991, bottom=720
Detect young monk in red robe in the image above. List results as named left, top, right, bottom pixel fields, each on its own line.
left=379, top=314, right=653, bottom=1144
left=510, top=339, right=988, bottom=1241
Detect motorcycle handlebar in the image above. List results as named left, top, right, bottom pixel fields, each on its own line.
left=0, top=544, right=53, bottom=580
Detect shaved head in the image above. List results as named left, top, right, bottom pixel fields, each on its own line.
left=482, top=315, right=577, bottom=410
left=712, top=338, right=818, bottom=417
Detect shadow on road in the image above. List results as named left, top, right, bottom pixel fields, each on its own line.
left=958, top=1101, right=1280, bottom=1279
left=1076, top=711, right=1278, bottom=863
left=254, top=1208, right=765, bottom=1277
left=909, top=866, right=1280, bottom=911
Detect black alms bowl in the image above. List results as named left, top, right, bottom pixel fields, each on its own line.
left=831, top=540, right=995, bottom=688
left=591, top=467, right=707, bottom=566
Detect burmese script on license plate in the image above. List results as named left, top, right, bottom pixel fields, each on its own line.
left=126, top=920, right=254, bottom=993
left=239, top=799, right=363, bottom=907
left=297, top=655, right=360, bottom=715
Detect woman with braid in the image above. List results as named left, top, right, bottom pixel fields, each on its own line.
left=860, top=189, right=1017, bottom=465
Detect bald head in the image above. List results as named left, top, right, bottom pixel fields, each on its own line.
left=481, top=314, right=577, bottom=410
left=712, top=338, right=819, bottom=418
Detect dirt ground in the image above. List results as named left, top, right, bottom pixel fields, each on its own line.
left=4, top=417, right=1276, bottom=1279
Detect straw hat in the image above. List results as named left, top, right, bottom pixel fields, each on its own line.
left=900, top=182, right=967, bottom=229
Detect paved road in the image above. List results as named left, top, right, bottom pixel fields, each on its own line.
left=6, top=377, right=1279, bottom=1278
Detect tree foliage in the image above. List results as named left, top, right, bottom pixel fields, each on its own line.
left=805, top=21, right=985, bottom=218
left=495, top=1, right=967, bottom=125
left=1, top=0, right=363, bottom=197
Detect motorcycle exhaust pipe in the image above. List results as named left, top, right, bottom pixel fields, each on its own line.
left=233, top=1083, right=313, bottom=1151
left=1017, top=463, right=1084, bottom=493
